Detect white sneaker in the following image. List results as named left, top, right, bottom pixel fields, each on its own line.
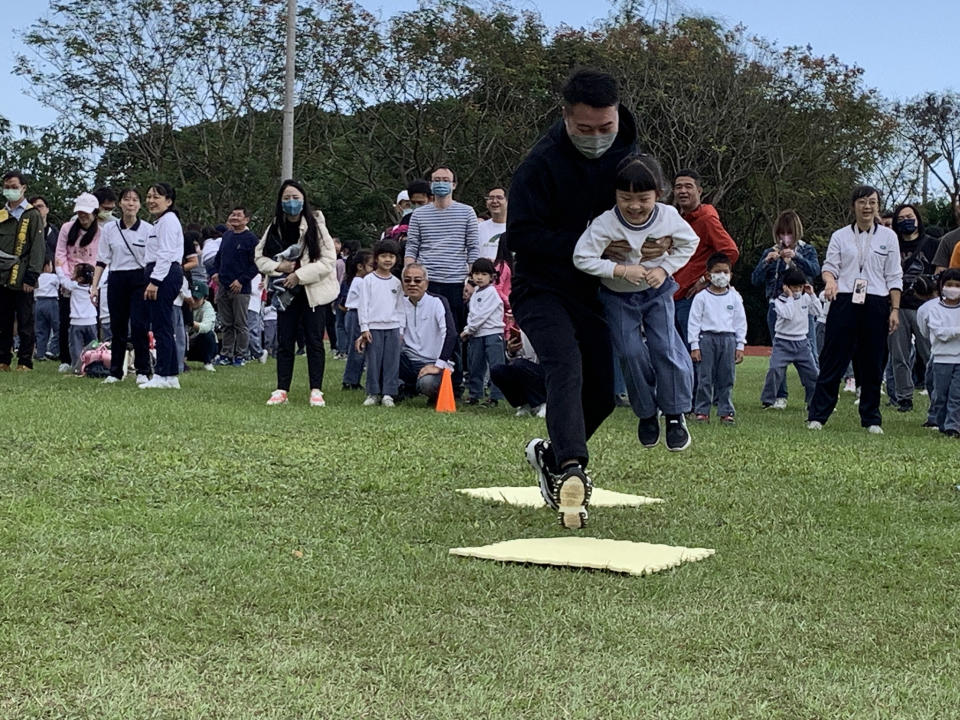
left=867, top=425, right=884, bottom=435
left=843, top=378, right=857, bottom=393
left=166, top=376, right=181, bottom=389
left=139, top=376, right=167, bottom=389
left=102, top=376, right=120, bottom=384
left=515, top=406, right=531, bottom=417
left=807, top=421, right=823, bottom=430
left=363, top=395, right=379, bottom=406
left=772, top=398, right=787, bottom=410
left=57, top=363, right=71, bottom=373
left=381, top=395, right=395, bottom=407
left=136, top=374, right=150, bottom=385
left=535, top=403, right=547, bottom=418
left=310, top=389, right=326, bottom=407
left=259, top=349, right=268, bottom=364
left=203, top=363, right=216, bottom=372
left=266, top=389, right=288, bottom=405
left=919, top=389, right=929, bottom=396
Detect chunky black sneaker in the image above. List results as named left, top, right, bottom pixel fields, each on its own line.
left=637, top=414, right=660, bottom=448
left=526, top=438, right=558, bottom=510
left=897, top=401, right=914, bottom=413
left=665, top=414, right=691, bottom=452
left=555, top=464, right=592, bottom=530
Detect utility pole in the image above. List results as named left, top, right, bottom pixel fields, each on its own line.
left=281, top=0, right=296, bottom=180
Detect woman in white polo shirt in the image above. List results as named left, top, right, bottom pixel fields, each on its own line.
left=807, top=185, right=903, bottom=433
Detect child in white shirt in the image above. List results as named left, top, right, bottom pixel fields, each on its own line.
left=760, top=268, right=822, bottom=408
left=461, top=257, right=505, bottom=406
left=357, top=240, right=404, bottom=406
left=573, top=154, right=700, bottom=452
left=687, top=253, right=747, bottom=423
left=34, top=260, right=60, bottom=361
left=918, top=269, right=960, bottom=436
left=61, top=263, right=98, bottom=365
left=341, top=249, right=373, bottom=389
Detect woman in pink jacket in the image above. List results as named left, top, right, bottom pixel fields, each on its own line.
left=54, top=192, right=101, bottom=371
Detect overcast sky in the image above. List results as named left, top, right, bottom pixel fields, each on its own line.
left=2, top=0, right=958, bottom=130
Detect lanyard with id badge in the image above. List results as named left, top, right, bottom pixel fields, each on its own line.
left=852, top=227, right=872, bottom=305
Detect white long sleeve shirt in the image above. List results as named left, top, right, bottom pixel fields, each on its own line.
left=35, top=272, right=60, bottom=298
left=345, top=276, right=364, bottom=310
left=62, top=279, right=97, bottom=325
left=917, top=299, right=960, bottom=363
left=358, top=271, right=404, bottom=331
left=687, top=287, right=747, bottom=350
left=573, top=203, right=700, bottom=293
left=822, top=223, right=902, bottom=297
left=463, top=284, right=504, bottom=338
left=144, top=211, right=183, bottom=284
left=401, top=293, right=453, bottom=370
left=97, top=218, right=151, bottom=271
left=772, top=292, right=822, bottom=341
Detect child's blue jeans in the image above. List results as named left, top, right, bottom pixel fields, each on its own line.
left=34, top=297, right=60, bottom=358
left=342, top=309, right=366, bottom=386
left=930, top=362, right=960, bottom=433
left=467, top=333, right=505, bottom=401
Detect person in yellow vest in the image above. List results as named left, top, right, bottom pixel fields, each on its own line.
left=0, top=170, right=45, bottom=371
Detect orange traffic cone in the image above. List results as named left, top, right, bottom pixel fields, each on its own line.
left=435, top=368, right=456, bottom=413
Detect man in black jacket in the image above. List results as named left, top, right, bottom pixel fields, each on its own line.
left=508, top=68, right=638, bottom=529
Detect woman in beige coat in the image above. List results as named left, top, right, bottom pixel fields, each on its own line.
left=255, top=179, right=338, bottom=406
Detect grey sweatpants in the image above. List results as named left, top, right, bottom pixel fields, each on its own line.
left=762, top=337, right=818, bottom=407
left=694, top=331, right=737, bottom=416
left=888, top=307, right=930, bottom=403
left=217, top=291, right=250, bottom=359
left=365, top=328, right=401, bottom=397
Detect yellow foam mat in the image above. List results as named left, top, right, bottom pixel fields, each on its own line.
left=450, top=537, right=715, bottom=576
left=456, top=486, right=663, bottom=508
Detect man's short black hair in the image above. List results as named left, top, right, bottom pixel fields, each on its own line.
left=430, top=166, right=456, bottom=183
left=93, top=186, right=117, bottom=204
left=706, top=252, right=731, bottom=271
left=2, top=170, right=26, bottom=184
left=783, top=268, right=807, bottom=287
left=850, top=184, right=880, bottom=205
left=231, top=206, right=250, bottom=217
left=561, top=68, right=619, bottom=109
left=28, top=195, right=47, bottom=206
left=407, top=179, right=431, bottom=197
left=674, top=169, right=702, bottom=186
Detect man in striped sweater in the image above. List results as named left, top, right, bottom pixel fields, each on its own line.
left=405, top=166, right=480, bottom=394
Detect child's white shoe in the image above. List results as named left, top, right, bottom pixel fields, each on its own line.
left=266, top=389, right=288, bottom=405
left=102, top=376, right=120, bottom=384
left=807, top=421, right=822, bottom=430
left=535, top=403, right=547, bottom=418
left=381, top=395, right=395, bottom=407
left=867, top=425, right=883, bottom=435
left=310, top=389, right=326, bottom=407
left=203, top=363, right=216, bottom=372
left=166, top=376, right=181, bottom=390
left=363, top=395, right=379, bottom=406
left=136, top=374, right=150, bottom=385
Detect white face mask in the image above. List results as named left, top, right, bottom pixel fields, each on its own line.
left=710, top=272, right=730, bottom=288
left=942, top=286, right=960, bottom=300
left=792, top=291, right=802, bottom=299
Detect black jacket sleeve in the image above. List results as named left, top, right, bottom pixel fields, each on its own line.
left=436, top=294, right=458, bottom=364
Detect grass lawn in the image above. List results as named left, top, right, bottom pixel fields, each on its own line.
left=1, top=356, right=958, bottom=719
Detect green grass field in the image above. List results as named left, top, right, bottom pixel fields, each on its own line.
left=1, top=356, right=958, bottom=719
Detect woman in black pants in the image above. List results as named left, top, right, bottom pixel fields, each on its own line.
left=807, top=185, right=903, bottom=434
left=92, top=188, right=153, bottom=383
left=255, top=180, right=339, bottom=407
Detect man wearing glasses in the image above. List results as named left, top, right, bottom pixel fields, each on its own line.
left=397, top=262, right=458, bottom=403
left=478, top=187, right=507, bottom=260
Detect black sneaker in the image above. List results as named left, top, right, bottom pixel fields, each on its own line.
left=526, top=438, right=558, bottom=510
left=637, top=415, right=660, bottom=448
left=481, top=398, right=498, bottom=408
left=465, top=398, right=479, bottom=406
left=946, top=429, right=960, bottom=439
left=665, top=414, right=691, bottom=452
left=922, top=420, right=939, bottom=429
left=897, top=401, right=914, bottom=413
left=555, top=464, right=592, bottom=530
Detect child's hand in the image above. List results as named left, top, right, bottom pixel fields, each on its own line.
left=735, top=349, right=744, bottom=364
left=782, top=284, right=793, bottom=297
left=646, top=267, right=667, bottom=289
left=803, top=283, right=814, bottom=295
left=690, top=349, right=701, bottom=363
left=620, top=264, right=647, bottom=286
left=356, top=331, right=372, bottom=352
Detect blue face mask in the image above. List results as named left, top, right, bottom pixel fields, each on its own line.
left=282, top=198, right=303, bottom=216
left=431, top=181, right=452, bottom=198
left=896, top=218, right=917, bottom=234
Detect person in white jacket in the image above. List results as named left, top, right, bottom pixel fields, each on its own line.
left=917, top=269, right=960, bottom=435
left=255, top=180, right=338, bottom=407
left=760, top=268, right=822, bottom=409
left=687, top=252, right=747, bottom=423
left=573, top=154, right=699, bottom=452
left=460, top=257, right=505, bottom=405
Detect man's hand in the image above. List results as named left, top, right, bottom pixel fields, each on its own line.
left=823, top=277, right=838, bottom=302
left=229, top=279, right=242, bottom=294
left=685, top=277, right=709, bottom=299
left=620, top=265, right=647, bottom=286
left=356, top=331, right=372, bottom=352
left=463, top=281, right=476, bottom=302
left=735, top=349, right=744, bottom=364
left=210, top=273, right=220, bottom=285
left=144, top=283, right=158, bottom=301
left=765, top=250, right=780, bottom=264
left=506, top=333, right=523, bottom=355
left=690, top=349, right=701, bottom=363
left=460, top=329, right=471, bottom=341
left=22, top=283, right=35, bottom=294
left=646, top=267, right=667, bottom=289
left=602, top=239, right=632, bottom=262
left=418, top=364, right=441, bottom=378
left=889, top=310, right=900, bottom=334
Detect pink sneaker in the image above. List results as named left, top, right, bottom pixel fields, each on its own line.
left=309, top=389, right=325, bottom=407
left=266, top=389, right=288, bottom=405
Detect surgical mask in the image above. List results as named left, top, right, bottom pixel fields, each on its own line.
left=401, top=207, right=414, bottom=218
left=710, top=273, right=730, bottom=288
left=431, top=181, right=452, bottom=198
left=568, top=131, right=617, bottom=159
left=282, top=198, right=303, bottom=216
left=896, top=218, right=917, bottom=234
left=778, top=234, right=794, bottom=248
left=792, top=291, right=802, bottom=299
left=3, top=188, right=23, bottom=203
left=98, top=209, right=115, bottom=221
left=942, top=287, right=960, bottom=300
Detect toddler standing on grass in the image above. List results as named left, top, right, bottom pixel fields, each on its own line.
left=34, top=259, right=60, bottom=361
left=760, top=268, right=822, bottom=410
left=917, top=268, right=960, bottom=437
left=61, top=263, right=98, bottom=366
left=687, top=252, right=747, bottom=424
left=357, top=240, right=404, bottom=407
left=461, top=257, right=505, bottom=407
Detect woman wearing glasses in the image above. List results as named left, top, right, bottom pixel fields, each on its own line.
left=807, top=185, right=903, bottom=433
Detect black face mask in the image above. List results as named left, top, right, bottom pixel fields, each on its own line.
left=896, top=218, right=917, bottom=235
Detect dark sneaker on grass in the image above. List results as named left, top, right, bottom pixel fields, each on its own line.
left=555, top=464, right=592, bottom=530
left=922, top=420, right=939, bottom=430
left=526, top=438, right=558, bottom=510
left=637, top=414, right=660, bottom=448
left=897, top=401, right=913, bottom=413
left=665, top=414, right=691, bottom=452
